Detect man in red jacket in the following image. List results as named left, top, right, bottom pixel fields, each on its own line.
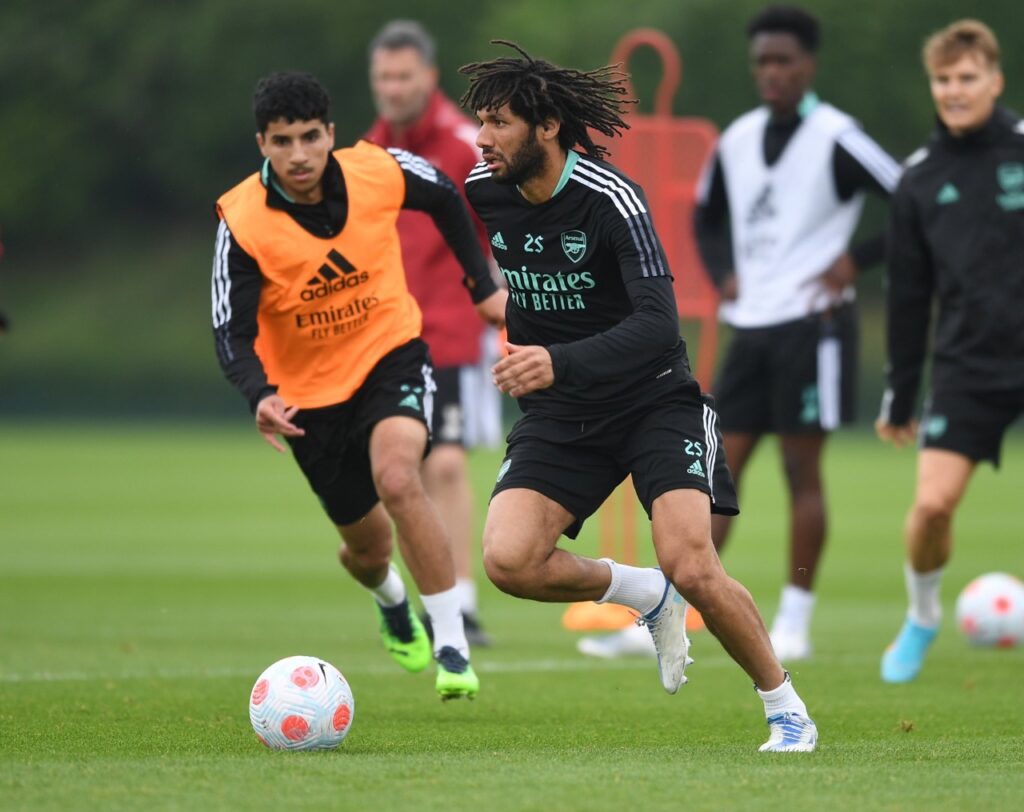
left=366, top=20, right=501, bottom=645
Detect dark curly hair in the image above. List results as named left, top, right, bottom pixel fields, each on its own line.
left=458, top=40, right=634, bottom=160
left=252, top=71, right=331, bottom=133
left=746, top=5, right=821, bottom=53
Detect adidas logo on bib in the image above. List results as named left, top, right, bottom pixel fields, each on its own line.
left=687, top=460, right=705, bottom=477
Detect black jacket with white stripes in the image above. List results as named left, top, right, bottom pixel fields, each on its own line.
left=881, top=107, right=1024, bottom=425
left=465, top=150, right=691, bottom=421
left=212, top=148, right=495, bottom=410
left=694, top=112, right=899, bottom=285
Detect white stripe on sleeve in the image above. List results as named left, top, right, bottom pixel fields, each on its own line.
left=211, top=220, right=232, bottom=328
left=837, top=128, right=901, bottom=193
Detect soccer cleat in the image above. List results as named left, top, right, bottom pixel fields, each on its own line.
left=881, top=618, right=939, bottom=683
left=421, top=610, right=493, bottom=648
left=637, top=576, right=693, bottom=694
left=577, top=622, right=657, bottom=659
left=375, top=598, right=432, bottom=673
left=769, top=628, right=812, bottom=662
left=434, top=645, right=480, bottom=700
left=759, top=712, right=818, bottom=752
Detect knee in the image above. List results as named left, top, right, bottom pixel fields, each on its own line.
left=664, top=551, right=721, bottom=607
left=670, top=568, right=716, bottom=606
left=373, top=462, right=422, bottom=510
left=338, top=538, right=391, bottom=573
left=426, top=449, right=466, bottom=489
left=481, top=536, right=532, bottom=597
left=911, top=493, right=957, bottom=528
left=783, top=458, right=821, bottom=496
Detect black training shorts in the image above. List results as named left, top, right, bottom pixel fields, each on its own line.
left=491, top=381, right=739, bottom=539
left=285, top=339, right=435, bottom=525
left=919, top=388, right=1024, bottom=467
left=431, top=365, right=466, bottom=446
left=714, top=304, right=857, bottom=434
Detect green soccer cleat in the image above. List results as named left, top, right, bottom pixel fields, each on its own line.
left=375, top=598, right=432, bottom=673
left=435, top=646, right=480, bottom=700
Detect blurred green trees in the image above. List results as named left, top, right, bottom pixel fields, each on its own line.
left=1, top=0, right=1020, bottom=415
left=3, top=0, right=1020, bottom=249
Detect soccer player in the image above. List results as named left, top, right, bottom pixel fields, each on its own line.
left=365, top=20, right=501, bottom=646
left=877, top=20, right=1024, bottom=683
left=693, top=5, right=900, bottom=662
left=461, top=41, right=817, bottom=752
left=211, top=71, right=506, bottom=699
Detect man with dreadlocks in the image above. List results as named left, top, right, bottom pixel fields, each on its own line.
left=461, top=42, right=818, bottom=752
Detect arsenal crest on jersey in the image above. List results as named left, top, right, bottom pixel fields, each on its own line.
left=560, top=230, right=587, bottom=264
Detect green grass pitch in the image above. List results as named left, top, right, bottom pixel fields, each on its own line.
left=1, top=424, right=1022, bottom=810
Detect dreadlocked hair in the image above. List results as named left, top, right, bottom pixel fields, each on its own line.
left=459, top=40, right=635, bottom=160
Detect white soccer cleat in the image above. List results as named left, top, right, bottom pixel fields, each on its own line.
left=577, top=622, right=657, bottom=659
left=769, top=628, right=812, bottom=662
left=638, top=576, right=693, bottom=694
left=759, top=712, right=818, bottom=752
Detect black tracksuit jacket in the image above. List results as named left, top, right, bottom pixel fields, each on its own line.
left=882, top=106, right=1024, bottom=425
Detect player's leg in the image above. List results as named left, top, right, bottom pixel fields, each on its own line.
left=770, top=431, right=827, bottom=660
left=766, top=308, right=853, bottom=661
left=630, top=391, right=815, bottom=750
left=483, top=488, right=616, bottom=603
left=335, top=503, right=432, bottom=674
left=420, top=364, right=490, bottom=645
left=711, top=431, right=761, bottom=553
left=369, top=414, right=479, bottom=698
left=709, top=327, right=770, bottom=554
left=652, top=489, right=780, bottom=685
left=284, top=404, right=432, bottom=675
left=905, top=449, right=975, bottom=572
left=881, top=449, right=974, bottom=683
left=651, top=489, right=816, bottom=751
left=880, top=388, right=1015, bottom=683
left=484, top=484, right=688, bottom=692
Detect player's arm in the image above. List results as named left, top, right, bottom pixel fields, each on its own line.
left=388, top=149, right=504, bottom=324
left=876, top=181, right=933, bottom=445
left=493, top=276, right=679, bottom=397
left=692, top=151, right=736, bottom=299
left=824, top=130, right=902, bottom=289
left=544, top=195, right=682, bottom=388
left=211, top=220, right=303, bottom=451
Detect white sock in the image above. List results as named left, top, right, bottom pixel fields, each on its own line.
left=421, top=586, right=470, bottom=659
left=595, top=559, right=665, bottom=616
left=772, top=584, right=816, bottom=636
left=454, top=577, right=478, bottom=615
left=369, top=564, right=406, bottom=608
left=905, top=561, right=943, bottom=628
left=757, top=672, right=808, bottom=719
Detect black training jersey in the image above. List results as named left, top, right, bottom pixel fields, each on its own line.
left=881, top=107, right=1024, bottom=425
left=465, top=150, right=692, bottom=421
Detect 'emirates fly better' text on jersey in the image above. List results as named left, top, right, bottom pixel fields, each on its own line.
left=466, top=150, right=692, bottom=421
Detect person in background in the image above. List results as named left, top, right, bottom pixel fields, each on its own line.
left=366, top=20, right=502, bottom=646
left=877, top=19, right=1024, bottom=683
left=693, top=5, right=900, bottom=662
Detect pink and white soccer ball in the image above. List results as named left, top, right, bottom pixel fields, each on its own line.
left=955, top=573, right=1024, bottom=648
left=249, top=655, right=355, bottom=750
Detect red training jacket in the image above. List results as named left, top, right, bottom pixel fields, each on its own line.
left=366, top=90, right=492, bottom=368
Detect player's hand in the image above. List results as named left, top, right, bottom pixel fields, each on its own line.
left=255, top=394, right=305, bottom=452
left=720, top=273, right=738, bottom=301
left=821, top=253, right=857, bottom=297
left=492, top=343, right=554, bottom=397
left=475, top=289, right=507, bottom=329
left=875, top=417, right=917, bottom=448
